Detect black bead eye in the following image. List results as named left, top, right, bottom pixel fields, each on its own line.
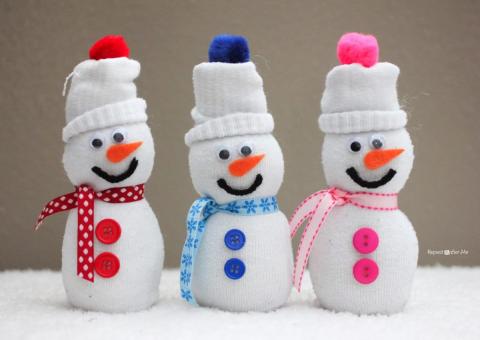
left=369, top=135, right=385, bottom=149
left=90, top=138, right=103, bottom=149
left=112, top=130, right=126, bottom=144
left=240, top=145, right=252, bottom=156
left=218, top=149, right=230, bottom=160
left=349, top=141, right=362, bottom=153
left=239, top=142, right=254, bottom=157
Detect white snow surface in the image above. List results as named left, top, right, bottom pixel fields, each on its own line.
left=0, top=267, right=479, bottom=340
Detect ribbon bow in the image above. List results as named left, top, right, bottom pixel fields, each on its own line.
left=35, top=184, right=145, bottom=282
left=289, top=187, right=398, bottom=291
left=180, top=196, right=279, bottom=304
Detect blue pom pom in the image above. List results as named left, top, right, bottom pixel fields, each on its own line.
left=208, top=34, right=250, bottom=63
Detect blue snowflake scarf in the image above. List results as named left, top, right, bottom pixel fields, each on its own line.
left=180, top=196, right=279, bottom=305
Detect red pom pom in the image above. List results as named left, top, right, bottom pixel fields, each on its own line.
left=89, top=35, right=130, bottom=60
left=337, top=32, right=379, bottom=68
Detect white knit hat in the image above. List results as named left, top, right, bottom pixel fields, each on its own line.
left=319, top=32, right=407, bottom=134
left=62, top=36, right=147, bottom=142
left=185, top=35, right=274, bottom=146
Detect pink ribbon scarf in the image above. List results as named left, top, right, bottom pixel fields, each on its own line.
left=289, top=187, right=398, bottom=291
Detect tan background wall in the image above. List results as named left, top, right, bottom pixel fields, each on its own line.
left=1, top=0, right=479, bottom=270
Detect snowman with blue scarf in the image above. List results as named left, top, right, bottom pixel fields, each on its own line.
left=180, top=35, right=293, bottom=312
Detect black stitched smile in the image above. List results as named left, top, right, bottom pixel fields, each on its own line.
left=217, top=174, right=263, bottom=196
left=346, top=167, right=396, bottom=189
left=91, top=158, right=138, bottom=183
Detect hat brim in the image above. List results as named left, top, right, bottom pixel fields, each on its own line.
left=319, top=110, right=407, bottom=134
left=185, top=112, right=274, bottom=146
left=62, top=98, right=147, bottom=142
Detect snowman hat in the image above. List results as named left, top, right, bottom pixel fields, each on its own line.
left=62, top=35, right=147, bottom=142
left=319, top=32, right=407, bottom=134
left=185, top=34, right=274, bottom=146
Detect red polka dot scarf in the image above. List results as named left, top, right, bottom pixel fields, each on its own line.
left=35, top=184, right=145, bottom=282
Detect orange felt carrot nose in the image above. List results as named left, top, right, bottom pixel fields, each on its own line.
left=364, top=148, right=404, bottom=170
left=106, top=141, right=143, bottom=163
left=229, top=154, right=265, bottom=177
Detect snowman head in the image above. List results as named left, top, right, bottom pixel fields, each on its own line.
left=319, top=33, right=414, bottom=193
left=186, top=35, right=283, bottom=204
left=63, top=123, right=154, bottom=191
left=189, top=134, right=283, bottom=204
left=61, top=35, right=154, bottom=191
left=322, top=128, right=413, bottom=193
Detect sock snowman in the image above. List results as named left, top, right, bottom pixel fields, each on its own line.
left=290, top=33, right=418, bottom=314
left=35, top=35, right=164, bottom=313
left=180, top=35, right=293, bottom=312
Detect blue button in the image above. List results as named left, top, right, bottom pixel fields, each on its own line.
left=224, top=258, right=246, bottom=280
left=224, top=229, right=246, bottom=251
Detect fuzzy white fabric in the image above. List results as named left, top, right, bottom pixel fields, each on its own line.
left=192, top=62, right=267, bottom=122
left=321, top=128, right=414, bottom=194
left=319, top=63, right=406, bottom=133
left=319, top=110, right=407, bottom=134
left=189, top=134, right=284, bottom=204
left=188, top=134, right=293, bottom=311
left=185, top=113, right=274, bottom=147
left=63, top=123, right=155, bottom=192
left=309, top=206, right=418, bottom=314
left=1, top=268, right=479, bottom=340
left=64, top=57, right=146, bottom=141
left=192, top=212, right=293, bottom=312
left=62, top=199, right=164, bottom=313
left=185, top=62, right=273, bottom=145
left=62, top=99, right=147, bottom=142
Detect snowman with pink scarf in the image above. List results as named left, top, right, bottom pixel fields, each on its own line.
left=290, top=32, right=418, bottom=315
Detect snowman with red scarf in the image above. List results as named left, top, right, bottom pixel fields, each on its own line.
left=35, top=36, right=164, bottom=312
left=290, top=33, right=418, bottom=314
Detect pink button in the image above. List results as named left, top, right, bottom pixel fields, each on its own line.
left=352, top=227, right=379, bottom=254
left=353, top=258, right=379, bottom=284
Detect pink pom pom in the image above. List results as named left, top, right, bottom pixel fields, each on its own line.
left=337, top=32, right=379, bottom=68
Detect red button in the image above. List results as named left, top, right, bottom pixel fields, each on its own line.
left=352, top=227, right=379, bottom=254
left=95, top=219, right=121, bottom=244
left=94, top=252, right=120, bottom=278
left=353, top=258, right=379, bottom=284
